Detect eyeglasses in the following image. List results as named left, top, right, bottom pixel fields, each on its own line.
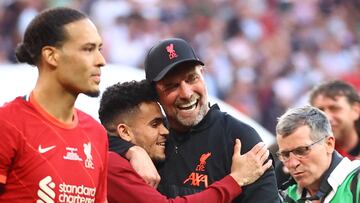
left=276, top=136, right=326, bottom=162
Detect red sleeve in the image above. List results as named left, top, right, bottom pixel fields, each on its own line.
left=107, top=152, right=241, bottom=203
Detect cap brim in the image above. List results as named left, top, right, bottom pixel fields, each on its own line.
left=152, top=59, right=204, bottom=82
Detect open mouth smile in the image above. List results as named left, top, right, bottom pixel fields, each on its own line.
left=176, top=99, right=198, bottom=111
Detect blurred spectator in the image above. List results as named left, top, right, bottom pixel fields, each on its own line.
left=102, top=12, right=149, bottom=67
left=309, top=80, right=360, bottom=160
left=342, top=62, right=360, bottom=92
left=1, top=0, right=359, bottom=135
left=0, top=0, right=24, bottom=63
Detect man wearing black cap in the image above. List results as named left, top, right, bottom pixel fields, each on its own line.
left=126, top=38, right=280, bottom=202
left=100, top=80, right=272, bottom=203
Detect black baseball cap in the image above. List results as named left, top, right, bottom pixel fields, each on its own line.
left=145, top=38, right=204, bottom=82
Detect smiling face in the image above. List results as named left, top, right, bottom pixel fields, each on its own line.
left=277, top=125, right=334, bottom=191
left=155, top=64, right=209, bottom=132
left=311, top=95, right=360, bottom=142
left=55, top=18, right=105, bottom=97
left=127, top=102, right=169, bottom=162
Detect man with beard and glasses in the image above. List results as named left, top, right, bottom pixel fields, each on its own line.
left=120, top=38, right=279, bottom=202
left=277, top=105, right=360, bottom=202
left=0, top=7, right=108, bottom=202
left=309, top=80, right=360, bottom=160
left=99, top=80, right=272, bottom=203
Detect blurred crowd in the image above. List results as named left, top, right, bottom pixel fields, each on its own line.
left=1, top=0, right=359, bottom=134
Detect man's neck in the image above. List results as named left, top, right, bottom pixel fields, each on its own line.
left=303, top=152, right=343, bottom=202
left=170, top=104, right=211, bottom=133
left=337, top=129, right=358, bottom=152
left=306, top=182, right=320, bottom=197
left=32, top=87, right=77, bottom=124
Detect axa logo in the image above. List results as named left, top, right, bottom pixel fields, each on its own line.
left=37, top=176, right=56, bottom=203
left=183, top=152, right=211, bottom=188
left=166, top=43, right=178, bottom=59
left=183, top=173, right=209, bottom=188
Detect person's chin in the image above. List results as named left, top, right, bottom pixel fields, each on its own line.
left=152, top=154, right=166, bottom=163
left=177, top=112, right=203, bottom=127
left=84, top=89, right=100, bottom=97
left=294, top=177, right=310, bottom=188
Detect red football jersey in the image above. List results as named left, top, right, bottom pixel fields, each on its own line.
left=0, top=96, right=108, bottom=203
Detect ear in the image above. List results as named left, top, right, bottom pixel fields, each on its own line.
left=199, top=65, right=205, bottom=75
left=41, top=46, right=59, bottom=67
left=116, top=123, right=134, bottom=142
left=325, top=136, right=335, bottom=154
left=351, top=103, right=360, bottom=120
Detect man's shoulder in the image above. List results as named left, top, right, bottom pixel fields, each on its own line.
left=0, top=96, right=27, bottom=114
left=335, top=159, right=360, bottom=185
left=221, top=112, right=260, bottom=138
left=211, top=104, right=257, bottom=130
left=76, top=109, right=106, bottom=130
left=0, top=97, right=32, bottom=126
left=208, top=104, right=263, bottom=147
left=75, top=109, right=108, bottom=151
left=108, top=151, right=133, bottom=172
left=330, top=158, right=360, bottom=183
left=76, top=108, right=99, bottom=122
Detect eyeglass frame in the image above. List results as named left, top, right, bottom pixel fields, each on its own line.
left=276, top=136, right=326, bottom=162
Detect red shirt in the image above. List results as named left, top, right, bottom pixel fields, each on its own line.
left=107, top=151, right=242, bottom=203
left=0, top=96, right=108, bottom=202
left=336, top=147, right=355, bottom=160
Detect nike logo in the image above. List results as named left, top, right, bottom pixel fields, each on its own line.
left=38, top=145, right=56, bottom=154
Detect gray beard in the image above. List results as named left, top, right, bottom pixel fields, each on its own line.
left=177, top=103, right=207, bottom=127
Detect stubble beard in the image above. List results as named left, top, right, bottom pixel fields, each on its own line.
left=84, top=89, right=100, bottom=98
left=176, top=100, right=208, bottom=128
left=151, top=151, right=166, bottom=163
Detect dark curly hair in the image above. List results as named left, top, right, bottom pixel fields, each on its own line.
left=15, top=7, right=87, bottom=66
left=99, top=80, right=159, bottom=133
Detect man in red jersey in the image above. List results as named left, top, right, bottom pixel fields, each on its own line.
left=0, top=7, right=108, bottom=202
left=98, top=80, right=272, bottom=203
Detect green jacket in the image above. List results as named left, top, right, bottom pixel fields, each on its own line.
left=283, top=154, right=360, bottom=203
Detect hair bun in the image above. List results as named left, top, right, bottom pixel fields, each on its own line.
left=15, top=43, right=35, bottom=65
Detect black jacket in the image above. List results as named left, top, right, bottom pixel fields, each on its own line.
left=157, top=104, right=280, bottom=202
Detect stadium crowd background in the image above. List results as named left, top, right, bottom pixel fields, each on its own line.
left=0, top=0, right=359, bottom=134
